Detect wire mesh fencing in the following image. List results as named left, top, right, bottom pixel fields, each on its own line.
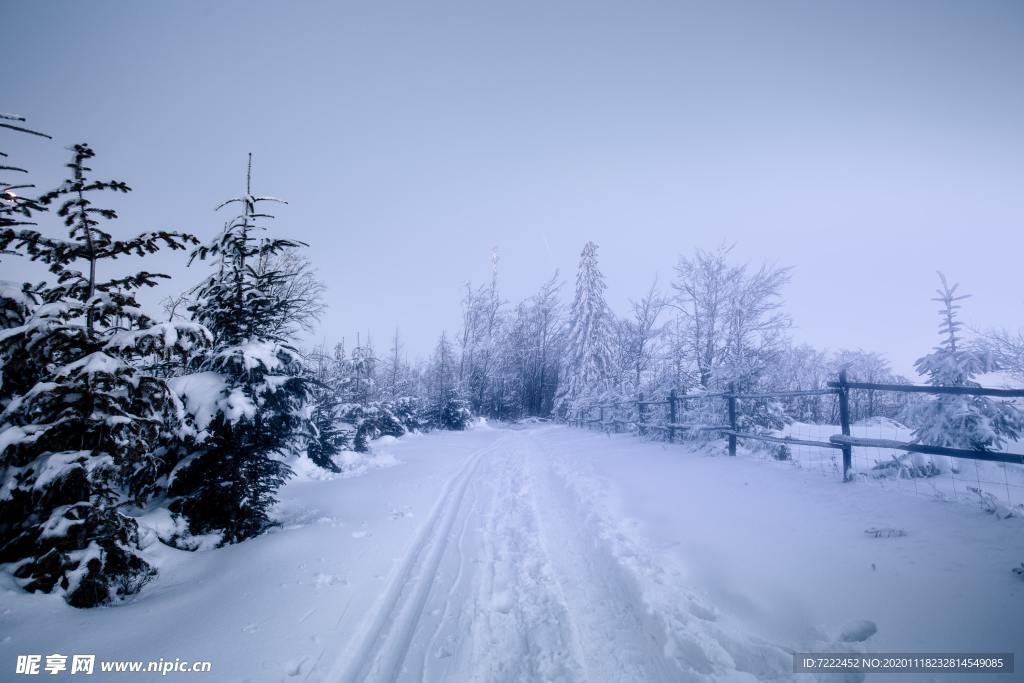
left=573, top=373, right=1024, bottom=512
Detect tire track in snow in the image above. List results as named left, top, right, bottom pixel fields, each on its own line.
left=323, top=427, right=792, bottom=682
left=323, top=436, right=507, bottom=682
left=324, top=430, right=588, bottom=682
left=461, top=434, right=586, bottom=683
left=526, top=430, right=793, bottom=682
left=416, top=451, right=484, bottom=680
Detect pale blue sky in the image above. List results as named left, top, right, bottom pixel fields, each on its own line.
left=4, top=1, right=1023, bottom=374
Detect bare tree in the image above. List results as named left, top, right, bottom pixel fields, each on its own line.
left=975, top=328, right=1024, bottom=381
left=256, top=251, right=327, bottom=338
left=622, top=278, right=667, bottom=391
left=671, top=246, right=791, bottom=390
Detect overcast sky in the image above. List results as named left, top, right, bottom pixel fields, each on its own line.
left=4, top=1, right=1023, bottom=375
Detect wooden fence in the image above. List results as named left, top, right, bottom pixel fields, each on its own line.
left=573, top=370, right=1024, bottom=482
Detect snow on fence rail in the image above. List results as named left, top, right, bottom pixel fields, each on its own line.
left=573, top=370, right=1024, bottom=484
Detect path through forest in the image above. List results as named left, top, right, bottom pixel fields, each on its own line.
left=4, top=424, right=1022, bottom=682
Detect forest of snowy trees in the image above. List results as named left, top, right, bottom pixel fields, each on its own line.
left=2, top=115, right=1022, bottom=609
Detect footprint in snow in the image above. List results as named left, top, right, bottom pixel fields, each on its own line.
left=865, top=527, right=906, bottom=538
left=313, top=573, right=347, bottom=588
left=284, top=657, right=307, bottom=677
left=687, top=599, right=718, bottom=622
left=840, top=619, right=878, bottom=643
left=490, top=591, right=514, bottom=614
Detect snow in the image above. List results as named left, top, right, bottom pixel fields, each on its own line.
left=104, top=322, right=211, bottom=355
left=1, top=424, right=1021, bottom=681
left=167, top=372, right=230, bottom=432
left=57, top=351, right=123, bottom=378
left=774, top=420, right=1024, bottom=513
left=30, top=450, right=93, bottom=491
left=0, top=280, right=33, bottom=308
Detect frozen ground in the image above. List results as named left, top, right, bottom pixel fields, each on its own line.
left=2, top=424, right=1022, bottom=682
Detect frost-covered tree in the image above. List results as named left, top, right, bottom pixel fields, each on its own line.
left=554, top=241, right=613, bottom=418
left=522, top=272, right=565, bottom=416
left=975, top=329, right=1024, bottom=383
left=426, top=331, right=471, bottom=430
left=617, top=278, right=666, bottom=394
left=0, top=144, right=202, bottom=606
left=305, top=343, right=348, bottom=472
left=905, top=274, right=1024, bottom=474
left=381, top=328, right=413, bottom=401
left=502, top=273, right=565, bottom=418
left=458, top=249, right=506, bottom=416
left=169, top=155, right=311, bottom=545
left=671, top=246, right=790, bottom=391
left=349, top=333, right=378, bottom=405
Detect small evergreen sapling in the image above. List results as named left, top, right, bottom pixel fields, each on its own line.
left=905, top=273, right=1024, bottom=475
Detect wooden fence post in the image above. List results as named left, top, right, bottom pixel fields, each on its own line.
left=838, top=369, right=853, bottom=481
left=727, top=382, right=737, bottom=456
left=637, top=392, right=645, bottom=436
left=599, top=405, right=604, bottom=431
left=668, top=389, right=677, bottom=443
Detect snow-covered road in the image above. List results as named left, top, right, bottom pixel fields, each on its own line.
left=329, top=429, right=790, bottom=682
left=3, top=424, right=1022, bottom=682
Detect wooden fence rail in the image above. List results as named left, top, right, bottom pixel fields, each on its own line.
left=574, top=369, right=1024, bottom=482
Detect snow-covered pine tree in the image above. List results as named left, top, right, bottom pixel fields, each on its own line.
left=427, top=331, right=471, bottom=430
left=382, top=328, right=412, bottom=402
left=349, top=333, right=378, bottom=405
left=0, top=144, right=203, bottom=606
left=169, top=155, right=312, bottom=544
left=905, top=273, right=1024, bottom=475
left=554, top=241, right=613, bottom=418
left=305, top=343, right=348, bottom=472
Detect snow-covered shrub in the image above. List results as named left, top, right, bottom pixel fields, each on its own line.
left=339, top=401, right=402, bottom=452
left=736, top=397, right=786, bottom=434
left=427, top=393, right=472, bottom=432
left=390, top=396, right=425, bottom=432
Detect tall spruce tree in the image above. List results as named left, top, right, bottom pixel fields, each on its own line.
left=169, top=155, right=312, bottom=544
left=906, top=273, right=1024, bottom=474
left=0, top=144, right=202, bottom=606
left=554, top=241, right=613, bottom=418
